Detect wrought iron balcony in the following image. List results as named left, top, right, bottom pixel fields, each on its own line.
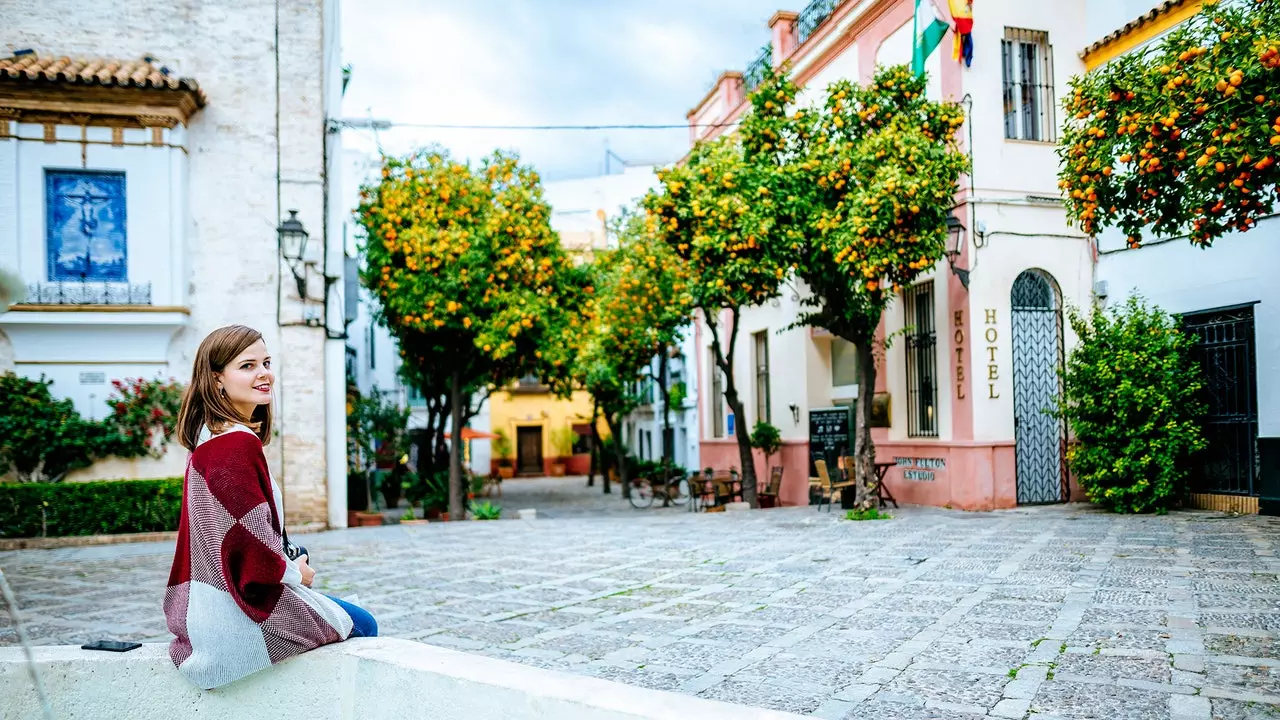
left=796, top=0, right=847, bottom=45
left=743, top=44, right=773, bottom=94
left=22, top=281, right=152, bottom=306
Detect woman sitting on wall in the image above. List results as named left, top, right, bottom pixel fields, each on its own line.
left=164, top=325, right=376, bottom=689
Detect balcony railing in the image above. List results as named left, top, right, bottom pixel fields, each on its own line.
left=22, top=281, right=152, bottom=306
left=796, top=0, right=847, bottom=45
left=743, top=44, right=773, bottom=94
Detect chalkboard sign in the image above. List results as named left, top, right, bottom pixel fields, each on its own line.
left=809, top=406, right=852, bottom=479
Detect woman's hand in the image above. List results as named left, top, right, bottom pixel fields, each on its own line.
left=297, top=554, right=316, bottom=587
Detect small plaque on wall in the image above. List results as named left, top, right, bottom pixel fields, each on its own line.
left=79, top=372, right=106, bottom=385
left=870, top=393, right=891, bottom=428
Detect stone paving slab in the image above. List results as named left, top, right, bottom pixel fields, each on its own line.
left=3, top=478, right=1280, bottom=719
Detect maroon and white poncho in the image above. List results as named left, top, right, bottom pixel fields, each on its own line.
left=164, top=424, right=352, bottom=689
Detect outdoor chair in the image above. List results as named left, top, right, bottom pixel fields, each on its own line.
left=483, top=471, right=503, bottom=498
left=759, top=466, right=783, bottom=508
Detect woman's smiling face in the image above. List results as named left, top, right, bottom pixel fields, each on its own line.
left=216, top=339, right=273, bottom=419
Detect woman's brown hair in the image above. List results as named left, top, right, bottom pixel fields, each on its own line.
left=176, top=325, right=273, bottom=450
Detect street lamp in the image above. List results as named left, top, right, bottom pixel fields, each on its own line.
left=278, top=210, right=310, bottom=299
left=943, top=210, right=970, bottom=290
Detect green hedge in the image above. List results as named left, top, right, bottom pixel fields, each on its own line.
left=0, top=478, right=183, bottom=538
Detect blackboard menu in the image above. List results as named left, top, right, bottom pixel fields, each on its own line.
left=809, top=406, right=852, bottom=478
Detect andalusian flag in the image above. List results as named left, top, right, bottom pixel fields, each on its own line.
left=912, top=0, right=950, bottom=77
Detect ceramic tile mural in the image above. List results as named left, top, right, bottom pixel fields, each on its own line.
left=45, top=170, right=128, bottom=281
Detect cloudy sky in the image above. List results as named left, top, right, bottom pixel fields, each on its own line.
left=340, top=0, right=783, bottom=181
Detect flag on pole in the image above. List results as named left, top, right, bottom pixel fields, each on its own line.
left=949, top=0, right=974, bottom=67
left=912, top=0, right=950, bottom=77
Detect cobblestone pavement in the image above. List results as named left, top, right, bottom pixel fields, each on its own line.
left=3, top=481, right=1280, bottom=719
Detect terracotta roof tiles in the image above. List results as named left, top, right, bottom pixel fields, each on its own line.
left=1081, top=0, right=1194, bottom=59
left=0, top=52, right=206, bottom=106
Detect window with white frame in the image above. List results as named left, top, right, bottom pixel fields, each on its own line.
left=1001, top=28, right=1056, bottom=143
left=710, top=349, right=725, bottom=437
left=753, top=330, right=771, bottom=425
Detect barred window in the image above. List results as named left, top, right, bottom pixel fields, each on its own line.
left=905, top=282, right=939, bottom=438
left=754, top=331, right=771, bottom=424
left=1001, top=28, right=1056, bottom=142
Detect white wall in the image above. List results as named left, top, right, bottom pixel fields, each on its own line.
left=1, top=639, right=808, bottom=720
left=1098, top=219, right=1280, bottom=437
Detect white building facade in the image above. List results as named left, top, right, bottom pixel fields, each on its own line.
left=0, top=0, right=350, bottom=527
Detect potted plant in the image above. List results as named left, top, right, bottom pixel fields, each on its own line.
left=548, top=427, right=577, bottom=477
left=405, top=470, right=450, bottom=521
left=399, top=502, right=428, bottom=526
left=493, top=429, right=515, bottom=479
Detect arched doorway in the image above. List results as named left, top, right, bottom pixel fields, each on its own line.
left=1011, top=270, right=1067, bottom=504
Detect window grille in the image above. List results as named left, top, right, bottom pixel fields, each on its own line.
left=1001, top=28, right=1056, bottom=142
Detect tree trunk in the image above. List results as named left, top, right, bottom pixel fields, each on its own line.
left=604, top=412, right=629, bottom=496
left=656, top=349, right=676, bottom=505
left=706, top=309, right=758, bottom=508
left=723, top=390, right=758, bottom=507
left=448, top=370, right=466, bottom=519
left=853, top=340, right=878, bottom=511
left=587, top=399, right=598, bottom=487
left=596, top=406, right=610, bottom=494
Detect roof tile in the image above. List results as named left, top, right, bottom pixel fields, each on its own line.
left=0, top=52, right=206, bottom=106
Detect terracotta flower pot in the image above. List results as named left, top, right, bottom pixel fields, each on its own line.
left=549, top=463, right=566, bottom=477
left=498, top=466, right=515, bottom=479
left=349, top=511, right=383, bottom=527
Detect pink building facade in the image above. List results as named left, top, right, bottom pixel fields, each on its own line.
left=688, top=0, right=1094, bottom=510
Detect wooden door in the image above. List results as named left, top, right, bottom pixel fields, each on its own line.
left=517, top=426, right=543, bottom=475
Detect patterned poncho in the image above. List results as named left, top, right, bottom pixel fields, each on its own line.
left=164, top=424, right=352, bottom=689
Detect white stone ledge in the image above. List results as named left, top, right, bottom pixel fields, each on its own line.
left=1, top=638, right=807, bottom=720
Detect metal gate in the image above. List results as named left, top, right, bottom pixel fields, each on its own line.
left=1011, top=270, right=1067, bottom=504
left=1182, top=304, right=1258, bottom=496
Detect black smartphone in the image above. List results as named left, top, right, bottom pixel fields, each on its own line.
left=82, top=640, right=141, bottom=653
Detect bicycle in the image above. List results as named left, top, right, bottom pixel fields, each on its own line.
left=628, top=466, right=692, bottom=509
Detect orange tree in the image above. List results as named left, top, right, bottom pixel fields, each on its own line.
left=744, top=65, right=967, bottom=509
left=644, top=137, right=789, bottom=507
left=357, top=148, right=587, bottom=517
left=577, top=210, right=694, bottom=495
left=1059, top=0, right=1280, bottom=246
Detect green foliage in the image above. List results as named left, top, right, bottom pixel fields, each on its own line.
left=0, top=373, right=105, bottom=483
left=102, top=377, right=184, bottom=460
left=578, top=210, right=694, bottom=430
left=356, top=147, right=587, bottom=396
left=1059, top=0, right=1280, bottom=245
left=403, top=469, right=449, bottom=512
left=749, top=420, right=783, bottom=458
left=744, top=64, right=968, bottom=341
left=0, top=478, right=183, bottom=538
left=844, top=507, right=890, bottom=521
left=550, top=426, right=578, bottom=457
left=667, top=380, right=688, bottom=409
left=347, top=387, right=411, bottom=471
left=492, top=428, right=514, bottom=462
left=469, top=500, right=502, bottom=520
left=1058, top=296, right=1207, bottom=513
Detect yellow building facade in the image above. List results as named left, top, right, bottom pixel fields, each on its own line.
left=487, top=379, right=605, bottom=476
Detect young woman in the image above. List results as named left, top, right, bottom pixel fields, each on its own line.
left=164, top=325, right=376, bottom=689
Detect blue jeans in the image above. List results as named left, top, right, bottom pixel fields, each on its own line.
left=327, top=595, right=378, bottom=638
